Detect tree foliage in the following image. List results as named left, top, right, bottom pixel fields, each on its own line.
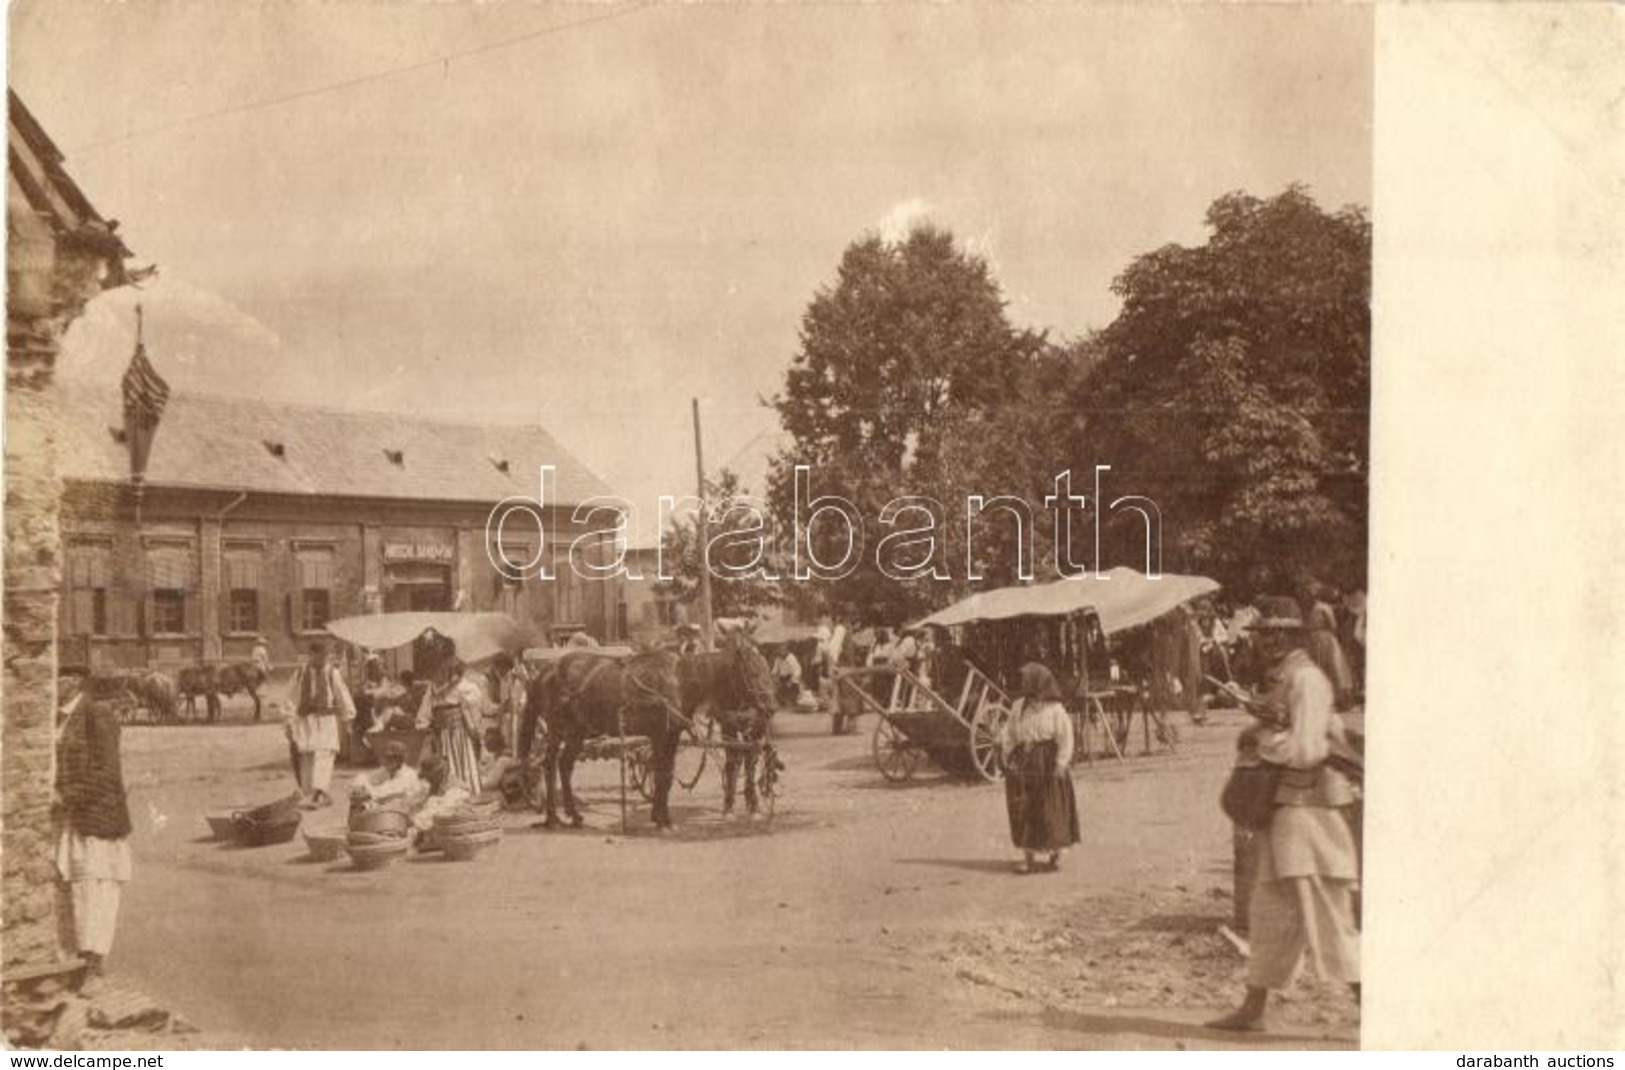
left=766, top=225, right=1048, bottom=623
left=1077, top=186, right=1371, bottom=594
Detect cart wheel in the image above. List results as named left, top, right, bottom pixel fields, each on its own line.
left=676, top=710, right=714, bottom=791
left=873, top=718, right=921, bottom=782
left=970, top=702, right=1010, bottom=781
left=629, top=746, right=655, bottom=802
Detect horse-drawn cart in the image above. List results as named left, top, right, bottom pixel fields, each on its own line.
left=833, top=662, right=1012, bottom=783
left=845, top=568, right=1221, bottom=784
left=521, top=644, right=783, bottom=827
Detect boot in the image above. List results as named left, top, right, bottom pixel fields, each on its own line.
left=1206, top=986, right=1269, bottom=1031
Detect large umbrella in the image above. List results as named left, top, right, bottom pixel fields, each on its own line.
left=323, top=611, right=529, bottom=664
left=911, top=566, right=1220, bottom=636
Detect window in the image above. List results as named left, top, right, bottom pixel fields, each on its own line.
left=656, top=599, right=681, bottom=626
left=616, top=601, right=629, bottom=640
left=151, top=589, right=186, bottom=634
left=146, top=544, right=194, bottom=636
left=301, top=589, right=332, bottom=631
left=65, top=542, right=111, bottom=637
left=225, top=552, right=262, bottom=634
left=296, top=550, right=335, bottom=632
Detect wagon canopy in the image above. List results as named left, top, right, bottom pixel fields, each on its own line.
left=324, top=611, right=529, bottom=664
left=911, top=567, right=1219, bottom=636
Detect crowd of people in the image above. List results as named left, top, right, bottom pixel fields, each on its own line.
left=45, top=584, right=1362, bottom=1037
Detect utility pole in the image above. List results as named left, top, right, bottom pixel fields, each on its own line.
left=692, top=398, right=715, bottom=651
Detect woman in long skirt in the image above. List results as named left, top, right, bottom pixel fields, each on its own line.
left=420, top=654, right=483, bottom=796
left=999, top=663, right=1081, bottom=874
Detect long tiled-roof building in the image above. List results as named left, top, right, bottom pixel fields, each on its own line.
left=58, top=379, right=630, bottom=672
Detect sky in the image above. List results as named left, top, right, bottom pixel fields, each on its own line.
left=10, top=1, right=1372, bottom=542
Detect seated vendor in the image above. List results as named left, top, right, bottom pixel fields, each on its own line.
left=409, top=754, right=471, bottom=845
left=478, top=728, right=525, bottom=807
left=349, top=740, right=421, bottom=811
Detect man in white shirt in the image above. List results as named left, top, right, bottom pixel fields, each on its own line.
left=349, top=740, right=421, bottom=811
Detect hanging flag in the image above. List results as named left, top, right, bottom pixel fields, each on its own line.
left=121, top=342, right=169, bottom=427
left=121, top=306, right=169, bottom=484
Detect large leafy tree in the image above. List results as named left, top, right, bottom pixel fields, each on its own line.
left=766, top=225, right=1047, bottom=623
left=1078, top=186, right=1371, bottom=595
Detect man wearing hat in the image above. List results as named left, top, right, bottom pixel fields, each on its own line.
left=1209, top=599, right=1361, bottom=1031
left=286, top=642, right=355, bottom=808
left=349, top=739, right=420, bottom=811
left=55, top=666, right=132, bottom=979
left=675, top=622, right=702, bottom=657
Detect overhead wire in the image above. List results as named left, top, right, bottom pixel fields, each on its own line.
left=69, top=2, right=657, bottom=155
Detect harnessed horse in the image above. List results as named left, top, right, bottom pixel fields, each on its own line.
left=520, top=648, right=686, bottom=829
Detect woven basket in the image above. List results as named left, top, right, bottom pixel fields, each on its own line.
left=441, top=828, right=503, bottom=862
left=240, top=792, right=302, bottom=825
left=346, top=838, right=410, bottom=871
left=205, top=810, right=247, bottom=840
left=432, top=810, right=499, bottom=835
left=231, top=812, right=302, bottom=847
left=348, top=809, right=410, bottom=837
left=303, top=827, right=347, bottom=862
left=346, top=828, right=407, bottom=847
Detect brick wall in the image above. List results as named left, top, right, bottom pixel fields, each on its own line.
left=3, top=203, right=112, bottom=974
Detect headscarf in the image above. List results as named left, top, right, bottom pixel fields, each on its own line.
left=1017, top=662, right=1064, bottom=703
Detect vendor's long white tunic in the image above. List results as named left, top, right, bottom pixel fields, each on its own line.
left=1246, top=649, right=1360, bottom=989
left=286, top=665, right=355, bottom=752
left=56, top=827, right=132, bottom=884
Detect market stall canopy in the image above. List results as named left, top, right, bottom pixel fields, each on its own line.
left=752, top=619, right=823, bottom=645
left=324, top=612, right=529, bottom=664
left=911, top=567, right=1220, bottom=636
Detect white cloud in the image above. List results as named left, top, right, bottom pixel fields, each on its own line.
left=878, top=197, right=935, bottom=243
left=59, top=276, right=282, bottom=394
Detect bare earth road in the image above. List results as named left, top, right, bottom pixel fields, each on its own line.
left=112, top=706, right=1359, bottom=1050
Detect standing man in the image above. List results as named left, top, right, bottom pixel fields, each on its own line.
left=286, top=642, right=354, bottom=808
left=54, top=668, right=132, bottom=979
left=772, top=646, right=803, bottom=708
left=1208, top=602, right=1360, bottom=1032
left=250, top=635, right=274, bottom=721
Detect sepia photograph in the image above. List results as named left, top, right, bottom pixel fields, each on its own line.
left=2, top=0, right=1614, bottom=1055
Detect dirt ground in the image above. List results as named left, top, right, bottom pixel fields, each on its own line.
left=109, top=702, right=1359, bottom=1049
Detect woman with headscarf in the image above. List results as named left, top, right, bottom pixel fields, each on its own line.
left=999, top=663, right=1081, bottom=874
left=419, top=651, right=483, bottom=795
left=1300, top=584, right=1354, bottom=702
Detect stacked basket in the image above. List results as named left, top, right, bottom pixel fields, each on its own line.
left=431, top=805, right=503, bottom=862
left=302, top=824, right=348, bottom=862
left=345, top=808, right=410, bottom=871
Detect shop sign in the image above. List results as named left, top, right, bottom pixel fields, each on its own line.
left=383, top=541, right=454, bottom=564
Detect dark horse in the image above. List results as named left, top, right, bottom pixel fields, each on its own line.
left=677, top=631, right=778, bottom=815
left=520, top=648, right=685, bottom=829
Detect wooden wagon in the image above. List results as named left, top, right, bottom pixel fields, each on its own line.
left=846, top=567, right=1221, bottom=783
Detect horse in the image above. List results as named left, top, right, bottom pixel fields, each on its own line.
left=126, top=670, right=179, bottom=724
left=521, top=648, right=686, bottom=830
left=177, top=662, right=267, bottom=722
left=677, top=632, right=778, bottom=816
